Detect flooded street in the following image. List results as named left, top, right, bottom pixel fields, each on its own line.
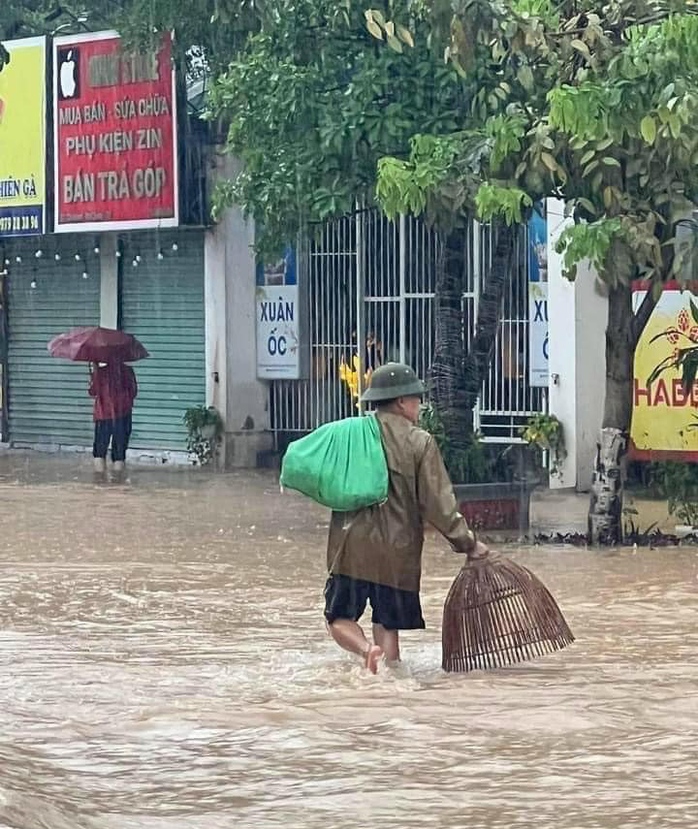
left=0, top=454, right=696, bottom=828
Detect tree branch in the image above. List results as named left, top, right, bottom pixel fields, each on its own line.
left=546, top=8, right=698, bottom=40
left=631, top=286, right=659, bottom=348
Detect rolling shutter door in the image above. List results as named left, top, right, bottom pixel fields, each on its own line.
left=120, top=232, right=205, bottom=450
left=7, top=240, right=101, bottom=446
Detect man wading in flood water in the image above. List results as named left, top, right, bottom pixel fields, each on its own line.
left=324, top=362, right=489, bottom=673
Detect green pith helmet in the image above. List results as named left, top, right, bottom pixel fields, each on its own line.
left=361, top=362, right=426, bottom=403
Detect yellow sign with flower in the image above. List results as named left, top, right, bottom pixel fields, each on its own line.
left=631, top=285, right=698, bottom=458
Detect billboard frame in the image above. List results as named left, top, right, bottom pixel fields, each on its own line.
left=52, top=29, right=179, bottom=234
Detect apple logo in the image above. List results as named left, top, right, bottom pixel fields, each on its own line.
left=58, top=48, right=80, bottom=100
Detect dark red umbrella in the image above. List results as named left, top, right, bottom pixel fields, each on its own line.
left=48, top=327, right=149, bottom=363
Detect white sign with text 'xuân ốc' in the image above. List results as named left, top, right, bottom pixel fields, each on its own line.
left=256, top=285, right=301, bottom=379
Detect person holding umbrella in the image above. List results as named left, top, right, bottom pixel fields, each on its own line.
left=89, top=360, right=138, bottom=474
left=47, top=326, right=148, bottom=475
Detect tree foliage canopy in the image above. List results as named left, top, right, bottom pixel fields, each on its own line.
left=0, top=0, right=262, bottom=74
left=207, top=0, right=470, bottom=253
left=2, top=0, right=474, bottom=255
left=374, top=0, right=698, bottom=294
left=5, top=0, right=698, bottom=285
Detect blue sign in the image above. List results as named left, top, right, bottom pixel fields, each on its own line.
left=0, top=205, right=44, bottom=237
left=528, top=203, right=547, bottom=283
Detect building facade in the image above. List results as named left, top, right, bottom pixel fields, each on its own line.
left=0, top=33, right=613, bottom=482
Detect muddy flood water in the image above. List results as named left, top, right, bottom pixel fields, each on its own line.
left=0, top=454, right=696, bottom=829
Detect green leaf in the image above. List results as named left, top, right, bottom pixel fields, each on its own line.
left=690, top=299, right=698, bottom=325
left=647, top=354, right=677, bottom=386
left=682, top=353, right=698, bottom=394
left=367, top=8, right=385, bottom=26
left=602, top=157, right=621, bottom=167
left=517, top=65, right=534, bottom=91
left=580, top=149, right=595, bottom=165
left=640, top=115, right=657, bottom=145
left=366, top=18, right=383, bottom=40
left=577, top=198, right=597, bottom=215
left=396, top=25, right=414, bottom=48
left=583, top=160, right=599, bottom=177
left=541, top=152, right=557, bottom=171
left=570, top=39, right=591, bottom=60
left=386, top=34, right=403, bottom=53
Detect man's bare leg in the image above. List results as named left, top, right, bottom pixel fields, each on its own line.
left=328, top=619, right=383, bottom=674
left=372, top=624, right=400, bottom=662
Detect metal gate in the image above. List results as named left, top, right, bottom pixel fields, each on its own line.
left=269, top=210, right=544, bottom=441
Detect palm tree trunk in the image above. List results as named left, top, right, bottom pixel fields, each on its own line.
left=430, top=228, right=471, bottom=451
left=430, top=221, right=517, bottom=460
left=462, top=222, right=517, bottom=411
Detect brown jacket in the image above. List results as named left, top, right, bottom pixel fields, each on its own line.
left=326, top=411, right=475, bottom=592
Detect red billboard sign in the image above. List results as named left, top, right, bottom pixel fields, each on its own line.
left=53, top=31, right=178, bottom=232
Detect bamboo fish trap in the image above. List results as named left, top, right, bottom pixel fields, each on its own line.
left=442, top=551, right=574, bottom=673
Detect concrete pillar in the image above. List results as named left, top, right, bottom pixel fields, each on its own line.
left=99, top=233, right=118, bottom=329
left=204, top=155, right=272, bottom=468
left=546, top=198, right=607, bottom=492
left=574, top=264, right=607, bottom=491
left=546, top=198, right=577, bottom=489
left=204, top=229, right=228, bottom=423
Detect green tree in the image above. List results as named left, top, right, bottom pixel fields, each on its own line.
left=1, top=0, right=262, bottom=72
left=373, top=0, right=698, bottom=543
left=0, top=0, right=45, bottom=67
left=207, top=0, right=528, bottom=467
left=3, top=0, right=519, bottom=482
left=207, top=0, right=467, bottom=244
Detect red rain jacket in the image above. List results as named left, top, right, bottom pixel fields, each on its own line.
left=89, top=363, right=138, bottom=421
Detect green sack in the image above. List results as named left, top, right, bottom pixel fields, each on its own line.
left=280, top=415, right=388, bottom=511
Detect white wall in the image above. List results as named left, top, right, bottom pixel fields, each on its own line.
left=99, top=233, right=118, bottom=329
left=204, top=155, right=271, bottom=468
left=204, top=227, right=229, bottom=421
left=546, top=198, right=577, bottom=489
left=545, top=198, right=607, bottom=492
left=574, top=263, right=607, bottom=491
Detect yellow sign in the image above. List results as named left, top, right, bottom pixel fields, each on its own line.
left=0, top=37, right=46, bottom=237
left=631, top=286, right=698, bottom=457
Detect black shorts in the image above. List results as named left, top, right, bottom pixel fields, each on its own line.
left=324, top=574, right=425, bottom=631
